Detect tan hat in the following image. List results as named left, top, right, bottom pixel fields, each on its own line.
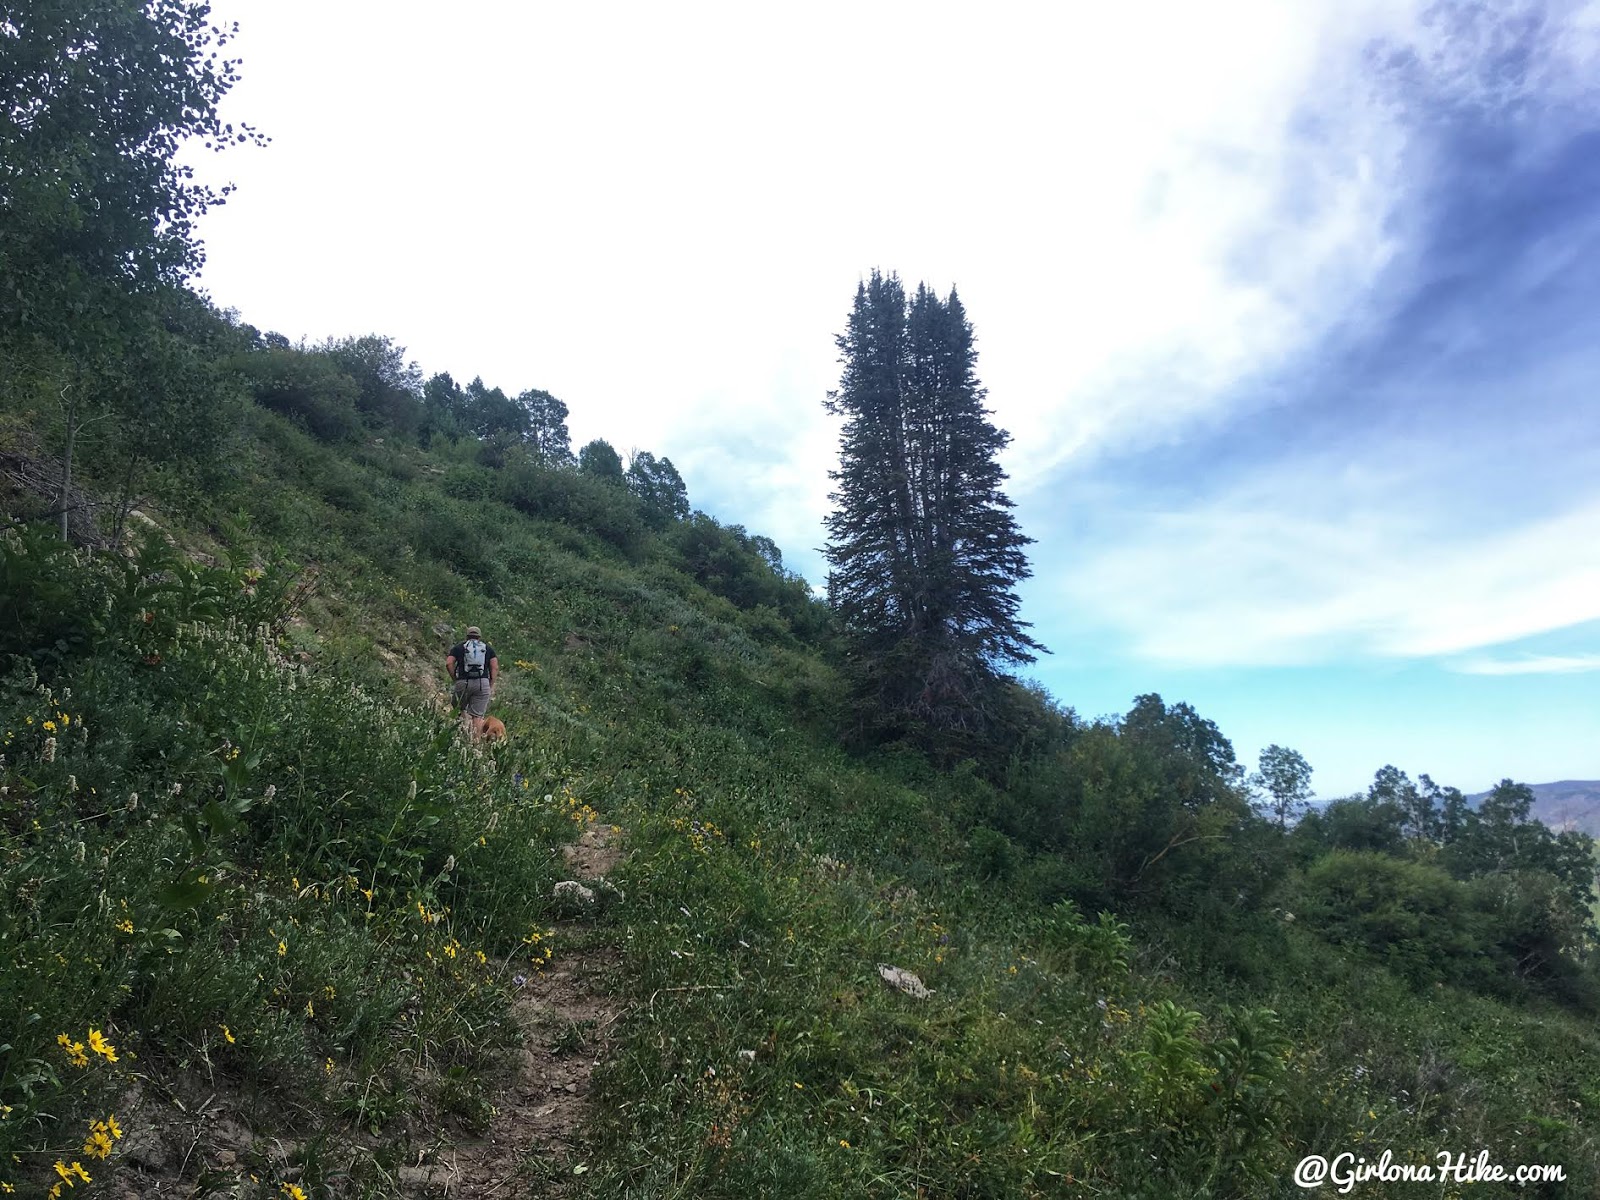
left=465, top=626, right=481, bottom=638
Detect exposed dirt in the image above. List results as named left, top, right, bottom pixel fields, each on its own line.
left=399, top=822, right=626, bottom=1197
left=561, top=825, right=625, bottom=880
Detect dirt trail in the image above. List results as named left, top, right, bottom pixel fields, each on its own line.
left=401, top=823, right=626, bottom=1197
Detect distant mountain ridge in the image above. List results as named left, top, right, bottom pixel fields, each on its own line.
left=1469, top=780, right=1600, bottom=837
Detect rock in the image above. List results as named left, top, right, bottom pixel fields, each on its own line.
left=553, top=880, right=595, bottom=904
left=877, top=963, right=932, bottom=1000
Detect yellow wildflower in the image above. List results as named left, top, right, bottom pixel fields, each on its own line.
left=87, top=1029, right=118, bottom=1062
left=282, top=1184, right=308, bottom=1200
left=57, top=1034, right=89, bottom=1069
left=83, top=1128, right=113, bottom=1160
left=304, top=999, right=314, bottom=1018
left=221, top=1025, right=235, bottom=1044
left=323, top=1058, right=334, bottom=1076
left=42, top=720, right=57, bottom=733
left=116, top=919, right=134, bottom=934
left=278, top=940, right=287, bottom=957
left=53, top=1160, right=90, bottom=1184
left=106, top=1115, right=122, bottom=1140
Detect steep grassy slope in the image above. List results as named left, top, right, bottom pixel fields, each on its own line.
left=2, top=406, right=1596, bottom=1198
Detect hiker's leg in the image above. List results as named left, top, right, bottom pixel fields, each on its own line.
left=464, top=678, right=490, bottom=737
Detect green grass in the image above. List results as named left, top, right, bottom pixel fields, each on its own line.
left=1, top=405, right=1596, bottom=1197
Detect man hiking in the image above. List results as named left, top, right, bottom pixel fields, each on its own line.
left=446, top=625, right=498, bottom=734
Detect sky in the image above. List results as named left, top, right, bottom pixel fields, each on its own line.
left=183, top=0, right=1600, bottom=798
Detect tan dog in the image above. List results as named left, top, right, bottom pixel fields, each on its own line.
left=479, top=715, right=506, bottom=741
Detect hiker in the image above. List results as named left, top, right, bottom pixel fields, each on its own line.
left=446, top=625, right=498, bottom=732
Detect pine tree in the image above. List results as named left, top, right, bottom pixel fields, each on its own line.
left=824, top=271, right=1042, bottom=734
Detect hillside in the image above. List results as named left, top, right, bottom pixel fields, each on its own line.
left=1486, top=782, right=1600, bottom=838
left=3, top=367, right=1598, bottom=1197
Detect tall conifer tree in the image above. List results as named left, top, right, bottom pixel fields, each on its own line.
left=824, top=271, right=1042, bottom=733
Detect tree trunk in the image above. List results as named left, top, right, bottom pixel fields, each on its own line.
left=58, top=381, right=77, bottom=542
left=110, top=453, right=143, bottom=552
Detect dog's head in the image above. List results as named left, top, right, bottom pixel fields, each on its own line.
left=481, top=716, right=507, bottom=741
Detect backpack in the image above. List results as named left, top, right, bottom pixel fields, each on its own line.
left=462, top=638, right=488, bottom=679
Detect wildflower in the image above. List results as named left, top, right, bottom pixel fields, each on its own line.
left=87, top=1029, right=118, bottom=1062
left=221, top=1024, right=236, bottom=1044
left=323, top=1058, right=333, bottom=1076
left=282, top=1185, right=308, bottom=1200
left=278, top=940, right=287, bottom=957
left=83, top=1128, right=112, bottom=1160
left=840, top=1139, right=851, bottom=1148
left=116, top=919, right=134, bottom=934
left=304, top=999, right=314, bottom=1018
left=43, top=737, right=56, bottom=763
left=56, top=1161, right=91, bottom=1184
left=43, top=720, right=57, bottom=733
left=57, top=1034, right=89, bottom=1068
left=105, top=1114, right=122, bottom=1141
left=127, top=792, right=139, bottom=811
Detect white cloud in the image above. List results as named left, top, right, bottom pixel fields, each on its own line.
left=1451, top=654, right=1600, bottom=676
left=1052, top=483, right=1600, bottom=668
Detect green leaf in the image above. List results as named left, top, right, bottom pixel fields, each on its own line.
left=157, top=870, right=215, bottom=910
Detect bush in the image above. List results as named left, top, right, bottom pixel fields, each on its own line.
left=500, top=462, right=647, bottom=555
left=1293, top=850, right=1490, bottom=986
left=232, top=347, right=362, bottom=443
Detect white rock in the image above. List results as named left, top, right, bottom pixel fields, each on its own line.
left=877, top=963, right=932, bottom=1000
left=553, top=880, right=596, bottom=903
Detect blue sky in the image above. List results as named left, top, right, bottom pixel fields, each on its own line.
left=186, top=0, right=1600, bottom=797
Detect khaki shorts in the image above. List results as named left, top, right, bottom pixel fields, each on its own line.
left=453, top=677, right=492, bottom=718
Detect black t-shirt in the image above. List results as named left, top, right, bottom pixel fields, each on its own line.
left=449, top=640, right=497, bottom=681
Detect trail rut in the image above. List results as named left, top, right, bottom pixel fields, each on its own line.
left=401, top=823, right=626, bottom=1198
